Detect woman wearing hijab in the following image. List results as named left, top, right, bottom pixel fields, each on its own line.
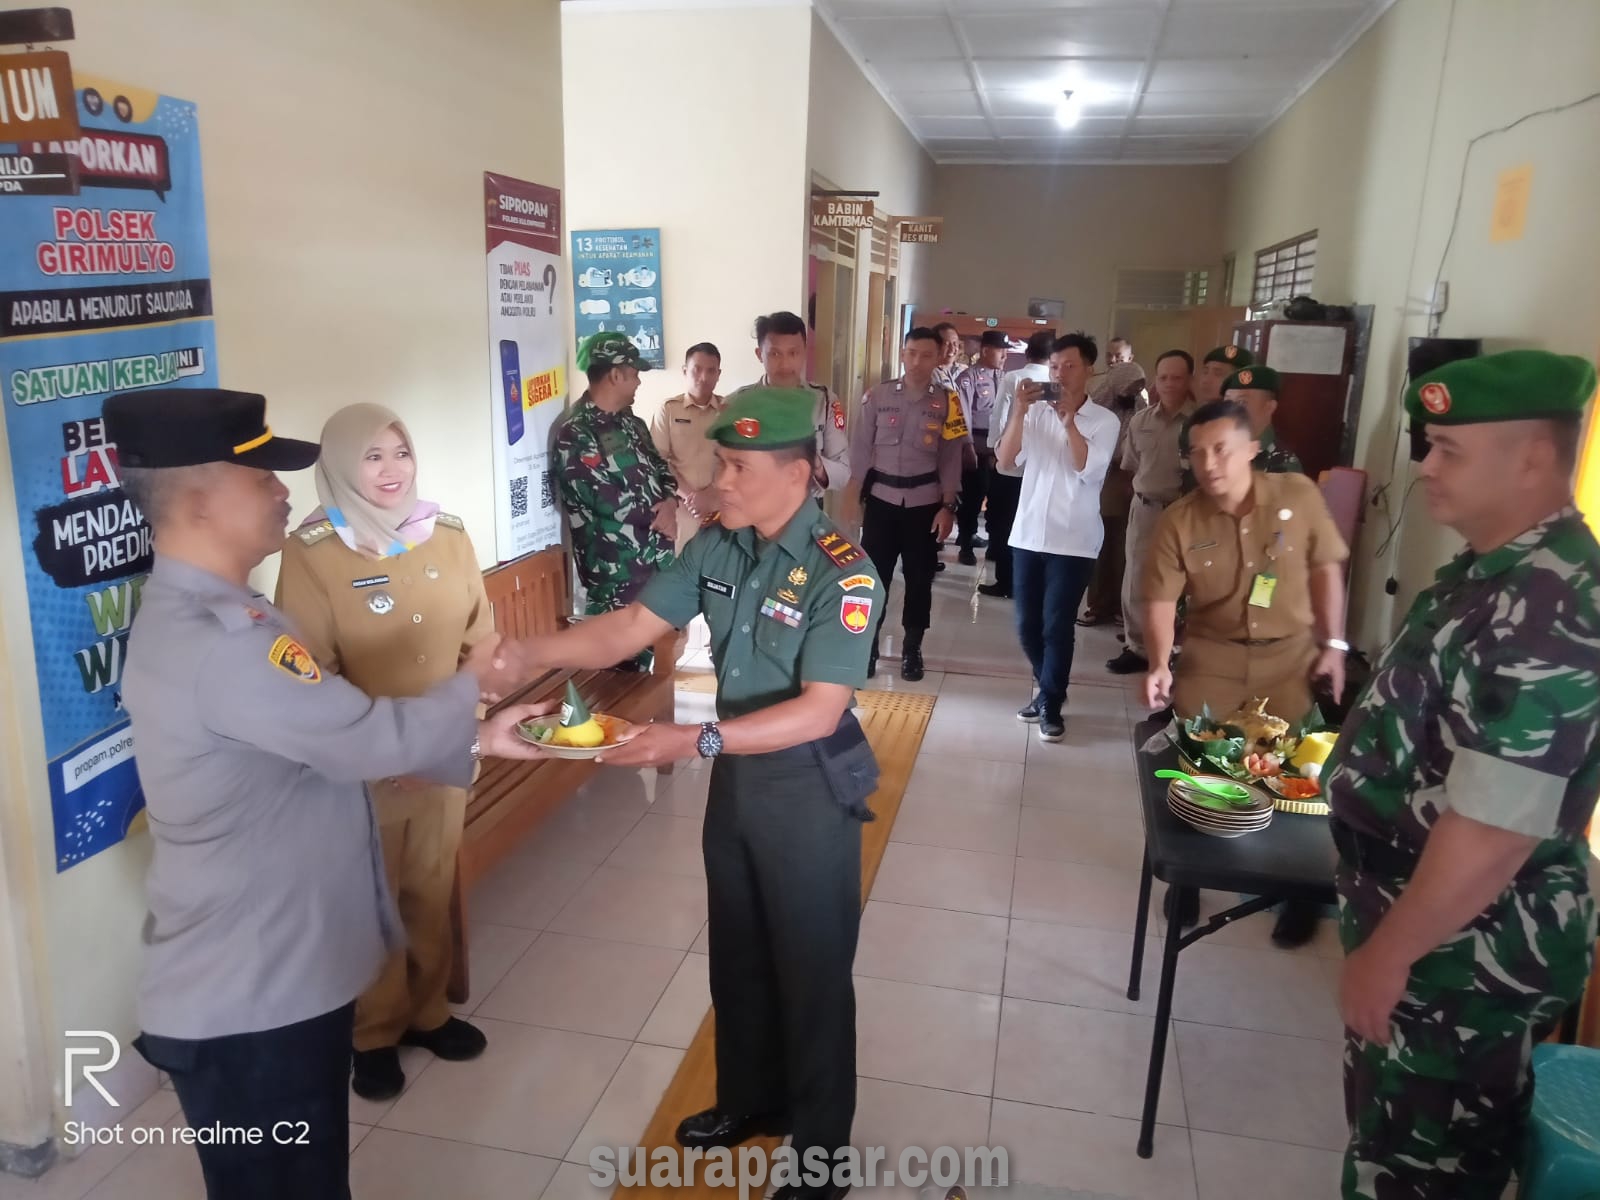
left=275, top=403, right=497, bottom=1102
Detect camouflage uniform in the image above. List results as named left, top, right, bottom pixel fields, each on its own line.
left=1324, top=506, right=1600, bottom=1198
left=552, top=393, right=677, bottom=614
left=1178, top=421, right=1302, bottom=494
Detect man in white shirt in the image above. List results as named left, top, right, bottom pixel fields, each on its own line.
left=994, top=333, right=1121, bottom=741
left=980, top=330, right=1055, bottom=600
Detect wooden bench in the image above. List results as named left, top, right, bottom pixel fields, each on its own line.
left=446, top=545, right=679, bottom=1001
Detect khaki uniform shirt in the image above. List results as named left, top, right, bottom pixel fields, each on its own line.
left=123, top=556, right=479, bottom=1040
left=638, top=500, right=880, bottom=718
left=849, top=378, right=967, bottom=509
left=274, top=514, right=496, bottom=698
left=1122, top=399, right=1195, bottom=504
left=649, top=393, right=726, bottom=493
left=1144, top=472, right=1348, bottom=643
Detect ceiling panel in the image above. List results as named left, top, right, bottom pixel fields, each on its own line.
left=897, top=90, right=986, bottom=117
left=811, top=0, right=1392, bottom=164
left=836, top=16, right=962, bottom=60
left=972, top=56, right=1146, bottom=92
left=962, top=9, right=1163, bottom=58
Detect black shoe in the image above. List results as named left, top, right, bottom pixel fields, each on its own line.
left=1039, top=711, right=1065, bottom=742
left=772, top=1184, right=851, bottom=1200
left=1017, top=694, right=1044, bottom=723
left=934, top=560, right=946, bottom=573
left=351, top=1047, right=404, bottom=1101
left=674, top=1108, right=790, bottom=1149
left=977, top=582, right=1012, bottom=598
left=1162, top=886, right=1200, bottom=929
left=972, top=535, right=988, bottom=548
left=901, top=646, right=925, bottom=682
left=1271, top=901, right=1321, bottom=949
left=958, top=547, right=977, bottom=566
left=399, top=1016, right=487, bottom=1062
left=1106, top=648, right=1149, bottom=674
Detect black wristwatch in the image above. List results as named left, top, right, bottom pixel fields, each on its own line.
left=696, top=721, right=723, bottom=759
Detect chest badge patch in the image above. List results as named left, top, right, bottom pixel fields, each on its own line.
left=778, top=587, right=800, bottom=604
left=840, top=596, right=873, bottom=635
left=760, top=597, right=804, bottom=628
left=816, top=531, right=866, bottom=568
left=788, top=565, right=808, bottom=586
left=351, top=574, right=390, bottom=589
left=701, top=575, right=735, bottom=599
left=838, top=573, right=875, bottom=592
left=268, top=635, right=322, bottom=683
left=368, top=591, right=395, bottom=615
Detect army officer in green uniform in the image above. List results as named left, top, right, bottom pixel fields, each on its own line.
left=504, top=388, right=880, bottom=1200
left=1325, top=350, right=1600, bottom=1198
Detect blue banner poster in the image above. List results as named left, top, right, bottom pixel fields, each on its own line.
left=1, top=76, right=219, bottom=870
left=570, top=228, right=664, bottom=369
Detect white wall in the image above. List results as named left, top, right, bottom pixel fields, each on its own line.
left=806, top=13, right=937, bottom=311
left=1222, top=0, right=1600, bottom=648
left=0, top=0, right=565, bottom=1143
left=561, top=4, right=814, bottom=421
left=920, top=163, right=1228, bottom=333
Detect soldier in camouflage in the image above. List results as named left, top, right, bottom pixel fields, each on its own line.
left=553, top=332, right=679, bottom=618
left=1323, top=349, right=1600, bottom=1199
left=1177, top=362, right=1302, bottom=494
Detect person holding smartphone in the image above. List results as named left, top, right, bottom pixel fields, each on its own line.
left=993, top=332, right=1122, bottom=742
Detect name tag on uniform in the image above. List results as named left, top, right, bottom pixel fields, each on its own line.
left=701, top=575, right=735, bottom=598
left=351, top=575, right=390, bottom=589
left=1249, top=573, right=1278, bottom=608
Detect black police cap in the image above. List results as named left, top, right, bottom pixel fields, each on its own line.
left=103, top=388, right=320, bottom=471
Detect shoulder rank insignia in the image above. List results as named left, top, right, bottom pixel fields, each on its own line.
left=296, top=520, right=335, bottom=546
left=268, top=634, right=322, bottom=683
left=816, top=531, right=866, bottom=569
left=435, top=512, right=465, bottom=531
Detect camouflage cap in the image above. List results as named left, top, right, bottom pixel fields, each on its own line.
left=577, top=331, right=649, bottom=374
left=1223, top=365, right=1281, bottom=396
left=1406, top=348, right=1597, bottom=426
left=706, top=387, right=817, bottom=449
left=1203, top=344, right=1255, bottom=369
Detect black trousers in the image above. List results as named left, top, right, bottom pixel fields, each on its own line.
left=862, top=494, right=939, bottom=637
left=135, top=1004, right=354, bottom=1200
left=704, top=749, right=862, bottom=1160
left=957, top=441, right=993, bottom=548
left=984, top=473, right=1023, bottom=593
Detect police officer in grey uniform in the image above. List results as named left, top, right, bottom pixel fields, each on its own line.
left=728, top=310, right=850, bottom=494
left=844, top=327, right=965, bottom=681
left=105, top=388, right=548, bottom=1200
left=954, top=330, right=1007, bottom=564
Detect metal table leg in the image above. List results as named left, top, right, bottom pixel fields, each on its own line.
left=1128, top=849, right=1153, bottom=1002
left=1137, top=883, right=1188, bottom=1159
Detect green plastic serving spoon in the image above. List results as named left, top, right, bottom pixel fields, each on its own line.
left=1154, top=769, right=1255, bottom=805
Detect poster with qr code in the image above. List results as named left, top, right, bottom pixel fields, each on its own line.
left=484, top=172, right=565, bottom=560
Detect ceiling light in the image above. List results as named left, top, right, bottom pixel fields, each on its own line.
left=1055, top=90, right=1082, bottom=130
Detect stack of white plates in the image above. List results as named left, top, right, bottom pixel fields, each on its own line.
left=1166, top=775, right=1274, bottom=839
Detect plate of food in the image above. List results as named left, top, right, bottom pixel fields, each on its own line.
left=1168, top=699, right=1337, bottom=815
left=516, top=681, right=643, bottom=760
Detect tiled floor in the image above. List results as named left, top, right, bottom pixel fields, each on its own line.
left=18, top=546, right=1346, bottom=1200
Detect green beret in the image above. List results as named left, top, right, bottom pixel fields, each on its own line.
left=706, top=388, right=817, bottom=449
left=1203, top=344, right=1255, bottom=369
left=1223, top=365, right=1281, bottom=396
left=577, top=331, right=648, bottom=374
left=1405, top=349, right=1597, bottom=426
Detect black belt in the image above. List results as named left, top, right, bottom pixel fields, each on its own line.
left=738, top=713, right=878, bottom=822
left=872, top=470, right=940, bottom=489
left=1231, top=636, right=1290, bottom=647
left=1135, top=493, right=1175, bottom=507
left=1330, top=817, right=1419, bottom=880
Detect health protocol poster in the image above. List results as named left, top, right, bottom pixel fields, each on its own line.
left=484, top=172, right=566, bottom=561
left=570, top=228, right=664, bottom=370
left=0, top=77, right=219, bottom=870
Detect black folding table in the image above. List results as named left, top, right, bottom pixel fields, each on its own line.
left=1125, top=715, right=1339, bottom=1157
